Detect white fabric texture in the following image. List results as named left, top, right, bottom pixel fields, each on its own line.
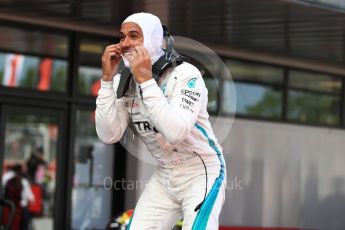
left=95, top=62, right=226, bottom=229
left=96, top=62, right=224, bottom=160
left=128, top=170, right=225, bottom=230
left=96, top=12, right=226, bottom=229
left=122, top=12, right=164, bottom=67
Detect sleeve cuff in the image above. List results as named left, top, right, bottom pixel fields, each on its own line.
left=139, top=79, right=156, bottom=89
left=101, top=79, right=113, bottom=88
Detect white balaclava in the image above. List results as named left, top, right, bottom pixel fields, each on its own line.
left=122, top=12, right=164, bottom=67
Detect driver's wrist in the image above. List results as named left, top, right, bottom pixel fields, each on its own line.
left=102, top=75, right=113, bottom=81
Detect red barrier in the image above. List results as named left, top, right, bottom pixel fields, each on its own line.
left=28, top=184, right=43, bottom=215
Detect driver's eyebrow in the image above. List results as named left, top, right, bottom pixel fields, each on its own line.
left=119, top=30, right=140, bottom=37
left=129, top=30, right=140, bottom=35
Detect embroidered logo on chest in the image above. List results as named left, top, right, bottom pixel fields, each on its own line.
left=187, top=78, right=197, bottom=88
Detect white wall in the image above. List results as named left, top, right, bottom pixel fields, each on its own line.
left=126, top=118, right=345, bottom=229
left=219, top=118, right=345, bottom=229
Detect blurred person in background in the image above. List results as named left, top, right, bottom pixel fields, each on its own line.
left=26, top=147, right=47, bottom=184
left=26, top=147, right=51, bottom=217
left=2, top=164, right=34, bottom=230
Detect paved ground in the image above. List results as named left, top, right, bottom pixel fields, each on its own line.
left=31, top=217, right=53, bottom=230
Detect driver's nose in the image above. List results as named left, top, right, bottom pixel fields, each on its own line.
left=120, top=37, right=131, bottom=52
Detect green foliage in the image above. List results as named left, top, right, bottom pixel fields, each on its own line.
left=51, top=65, right=67, bottom=92
left=76, top=110, right=97, bottom=137
left=288, top=91, right=339, bottom=125
left=0, top=70, right=3, bottom=84
left=78, top=72, right=88, bottom=95
left=22, top=67, right=37, bottom=87
left=246, top=90, right=282, bottom=118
